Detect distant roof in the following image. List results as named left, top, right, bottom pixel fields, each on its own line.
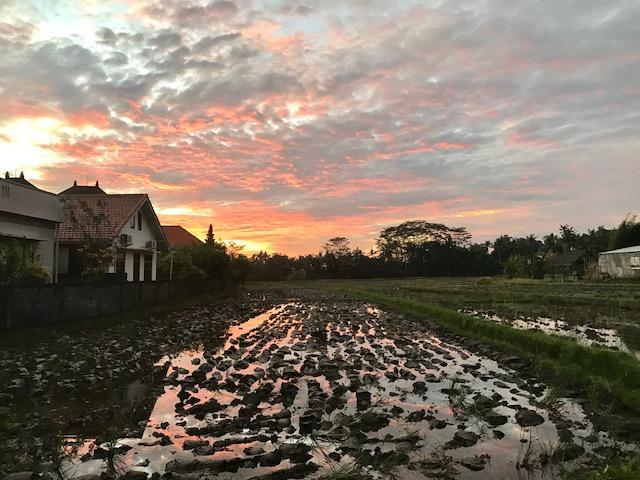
left=59, top=181, right=106, bottom=195
left=162, top=225, right=203, bottom=248
left=4, top=171, right=39, bottom=190
left=600, top=245, right=640, bottom=255
left=553, top=249, right=586, bottom=266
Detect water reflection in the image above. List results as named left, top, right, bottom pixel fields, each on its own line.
left=68, top=303, right=634, bottom=479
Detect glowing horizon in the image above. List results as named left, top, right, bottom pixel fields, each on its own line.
left=1, top=1, right=638, bottom=255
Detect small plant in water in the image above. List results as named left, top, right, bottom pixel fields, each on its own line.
left=95, top=427, right=128, bottom=479
left=44, top=433, right=79, bottom=480
left=411, top=446, right=459, bottom=479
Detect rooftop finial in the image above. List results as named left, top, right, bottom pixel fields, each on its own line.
left=19, top=171, right=24, bottom=179
left=73, top=180, right=77, bottom=187
left=4, top=172, right=8, bottom=179
left=96, top=180, right=99, bottom=187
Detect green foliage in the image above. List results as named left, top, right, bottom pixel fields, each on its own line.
left=576, top=455, right=640, bottom=480
left=0, top=239, right=49, bottom=286
left=77, top=239, right=114, bottom=282
left=63, top=198, right=114, bottom=280
left=609, top=215, right=640, bottom=250
left=158, top=242, right=237, bottom=284
left=21, top=261, right=50, bottom=285
left=504, top=254, right=529, bottom=278
left=158, top=247, right=205, bottom=281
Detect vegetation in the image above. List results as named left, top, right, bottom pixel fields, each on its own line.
left=0, top=238, right=49, bottom=286
left=157, top=236, right=249, bottom=285
left=246, top=219, right=631, bottom=281
left=609, top=215, right=640, bottom=250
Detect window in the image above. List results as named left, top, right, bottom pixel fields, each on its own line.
left=130, top=214, right=136, bottom=229
left=1, top=185, right=9, bottom=198
left=133, top=253, right=140, bottom=281
left=138, top=211, right=142, bottom=231
left=631, top=256, right=640, bottom=269
left=144, top=254, right=153, bottom=281
left=115, top=251, right=126, bottom=273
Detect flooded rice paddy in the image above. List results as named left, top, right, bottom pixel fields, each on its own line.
left=65, top=302, right=633, bottom=480
left=460, top=309, right=640, bottom=359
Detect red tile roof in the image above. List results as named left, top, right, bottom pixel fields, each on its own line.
left=162, top=225, right=203, bottom=248
left=57, top=194, right=148, bottom=242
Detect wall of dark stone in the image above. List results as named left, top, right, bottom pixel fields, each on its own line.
left=0, top=280, right=223, bottom=329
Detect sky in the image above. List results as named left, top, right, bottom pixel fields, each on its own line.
left=1, top=0, right=638, bottom=255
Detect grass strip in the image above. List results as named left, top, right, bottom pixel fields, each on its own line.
left=337, top=287, right=640, bottom=415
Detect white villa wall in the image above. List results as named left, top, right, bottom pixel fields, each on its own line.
left=115, top=206, right=159, bottom=281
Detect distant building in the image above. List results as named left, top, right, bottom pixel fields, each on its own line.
left=598, top=246, right=640, bottom=279
left=162, top=225, right=204, bottom=249
left=548, top=249, right=588, bottom=278
left=57, top=181, right=168, bottom=282
left=0, top=172, right=64, bottom=282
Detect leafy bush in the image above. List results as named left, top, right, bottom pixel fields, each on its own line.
left=504, top=254, right=528, bottom=279
left=0, top=240, right=49, bottom=286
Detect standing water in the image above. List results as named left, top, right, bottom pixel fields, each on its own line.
left=68, top=302, right=634, bottom=479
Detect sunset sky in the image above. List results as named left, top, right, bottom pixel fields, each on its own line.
left=1, top=1, right=638, bottom=255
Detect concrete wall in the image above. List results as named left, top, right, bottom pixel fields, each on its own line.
left=598, top=252, right=640, bottom=279
left=0, top=280, right=229, bottom=329
left=0, top=179, right=63, bottom=282
left=0, top=178, right=64, bottom=223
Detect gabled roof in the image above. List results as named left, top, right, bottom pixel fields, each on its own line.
left=553, top=249, right=586, bottom=266
left=57, top=193, right=168, bottom=250
left=162, top=225, right=203, bottom=248
left=600, top=245, right=640, bottom=255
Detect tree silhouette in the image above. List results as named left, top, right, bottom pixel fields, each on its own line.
left=205, top=224, right=215, bottom=245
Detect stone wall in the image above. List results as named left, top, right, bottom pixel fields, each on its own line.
left=0, top=280, right=224, bottom=329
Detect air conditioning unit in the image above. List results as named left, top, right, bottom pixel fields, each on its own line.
left=145, top=240, right=157, bottom=250
left=119, top=234, right=133, bottom=246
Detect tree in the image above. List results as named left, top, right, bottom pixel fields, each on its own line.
left=559, top=225, right=580, bottom=251
left=205, top=224, right=215, bottom=245
left=323, top=237, right=351, bottom=256
left=609, top=215, right=640, bottom=250
left=376, top=220, right=471, bottom=263
left=63, top=198, right=114, bottom=281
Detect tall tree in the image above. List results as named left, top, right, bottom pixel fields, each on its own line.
left=377, top=220, right=471, bottom=262
left=609, top=215, right=640, bottom=249
left=323, top=237, right=351, bottom=256
left=205, top=224, right=215, bottom=245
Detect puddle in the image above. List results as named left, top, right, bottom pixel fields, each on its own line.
left=66, top=302, right=635, bottom=479
left=460, top=309, right=640, bottom=359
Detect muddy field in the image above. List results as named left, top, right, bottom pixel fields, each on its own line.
left=3, top=290, right=636, bottom=480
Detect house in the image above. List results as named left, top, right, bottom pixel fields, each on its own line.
left=57, top=181, right=168, bottom=282
left=0, top=172, right=64, bottom=282
left=547, top=249, right=588, bottom=278
left=162, top=225, right=204, bottom=249
left=598, top=245, right=640, bottom=279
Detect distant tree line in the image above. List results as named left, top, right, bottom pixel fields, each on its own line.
left=247, top=215, right=640, bottom=281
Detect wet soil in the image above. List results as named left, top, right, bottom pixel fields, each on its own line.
left=460, top=309, right=640, bottom=359
left=47, top=297, right=637, bottom=480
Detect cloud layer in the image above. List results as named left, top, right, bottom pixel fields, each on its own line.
left=1, top=0, right=638, bottom=253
